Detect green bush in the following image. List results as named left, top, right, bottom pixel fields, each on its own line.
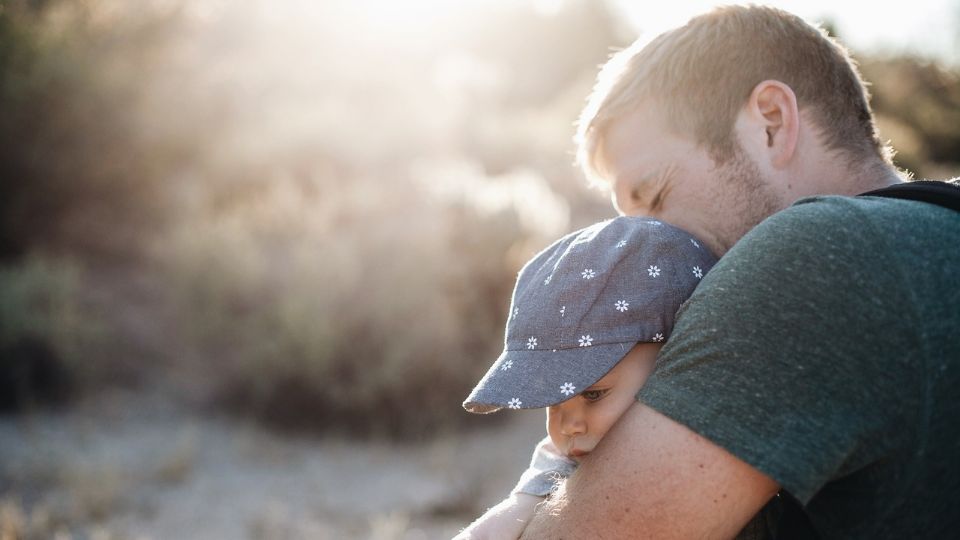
left=0, top=255, right=106, bottom=409
left=0, top=1, right=188, bottom=258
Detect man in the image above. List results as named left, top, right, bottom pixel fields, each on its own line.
left=520, top=5, right=959, bottom=539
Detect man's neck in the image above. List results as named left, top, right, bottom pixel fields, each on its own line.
left=817, top=157, right=903, bottom=197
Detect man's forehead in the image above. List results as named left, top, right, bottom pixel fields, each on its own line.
left=597, top=124, right=662, bottom=187
left=601, top=108, right=649, bottom=156
left=600, top=106, right=697, bottom=176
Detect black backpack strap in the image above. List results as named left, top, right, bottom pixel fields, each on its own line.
left=859, top=180, right=960, bottom=212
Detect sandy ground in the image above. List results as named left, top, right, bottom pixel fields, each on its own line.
left=0, top=391, right=546, bottom=539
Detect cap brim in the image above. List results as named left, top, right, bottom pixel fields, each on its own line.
left=463, top=341, right=633, bottom=413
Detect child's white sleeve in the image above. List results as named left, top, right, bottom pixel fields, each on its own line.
left=511, top=436, right=578, bottom=496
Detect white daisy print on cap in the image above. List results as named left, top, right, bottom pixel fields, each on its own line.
left=461, top=216, right=721, bottom=417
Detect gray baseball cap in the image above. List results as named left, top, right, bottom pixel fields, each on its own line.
left=463, top=216, right=717, bottom=413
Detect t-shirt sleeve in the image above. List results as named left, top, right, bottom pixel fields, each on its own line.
left=512, top=436, right=579, bottom=497
left=637, top=197, right=922, bottom=503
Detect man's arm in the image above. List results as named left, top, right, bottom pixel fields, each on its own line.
left=454, top=492, right=543, bottom=540
left=520, top=402, right=778, bottom=539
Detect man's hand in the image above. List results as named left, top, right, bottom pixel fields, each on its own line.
left=520, top=403, right=779, bottom=539
left=454, top=493, right=543, bottom=540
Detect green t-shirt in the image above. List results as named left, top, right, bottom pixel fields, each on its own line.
left=638, top=194, right=960, bottom=538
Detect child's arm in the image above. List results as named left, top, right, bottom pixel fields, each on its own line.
left=452, top=492, right=542, bottom=540
left=454, top=437, right=577, bottom=540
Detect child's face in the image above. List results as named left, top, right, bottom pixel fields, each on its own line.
left=546, top=343, right=661, bottom=461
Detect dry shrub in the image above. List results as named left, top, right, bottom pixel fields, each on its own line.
left=0, top=499, right=26, bottom=540
left=0, top=255, right=107, bottom=410
left=158, top=169, right=561, bottom=438
left=0, top=497, right=67, bottom=540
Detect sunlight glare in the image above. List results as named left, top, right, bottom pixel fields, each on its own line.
left=353, top=0, right=465, bottom=29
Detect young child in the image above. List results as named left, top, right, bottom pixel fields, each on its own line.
left=455, top=215, right=719, bottom=539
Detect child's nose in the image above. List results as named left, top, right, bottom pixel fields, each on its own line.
left=560, top=407, right=586, bottom=437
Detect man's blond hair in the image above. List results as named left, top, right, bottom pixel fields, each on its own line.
left=576, top=5, right=892, bottom=185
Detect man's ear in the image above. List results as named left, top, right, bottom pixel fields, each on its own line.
left=742, top=80, right=799, bottom=169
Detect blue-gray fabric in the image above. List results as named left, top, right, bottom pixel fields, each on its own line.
left=638, top=193, right=960, bottom=538
left=464, top=216, right=716, bottom=413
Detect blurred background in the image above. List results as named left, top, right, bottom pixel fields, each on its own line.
left=1, top=0, right=958, bottom=538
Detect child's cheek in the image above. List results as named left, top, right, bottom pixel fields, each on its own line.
left=591, top=402, right=619, bottom=441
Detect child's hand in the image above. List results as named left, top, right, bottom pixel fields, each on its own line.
left=452, top=493, right=543, bottom=540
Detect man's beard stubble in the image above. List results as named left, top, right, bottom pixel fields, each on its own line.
left=712, top=147, right=784, bottom=253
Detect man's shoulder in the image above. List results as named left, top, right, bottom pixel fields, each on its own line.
left=713, top=196, right=872, bottom=275
left=690, top=191, right=959, bottom=321
left=727, top=191, right=958, bottom=265
left=764, top=192, right=942, bottom=229
left=775, top=182, right=960, bottom=226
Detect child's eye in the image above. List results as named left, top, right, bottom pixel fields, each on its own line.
left=581, top=389, right=610, bottom=402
